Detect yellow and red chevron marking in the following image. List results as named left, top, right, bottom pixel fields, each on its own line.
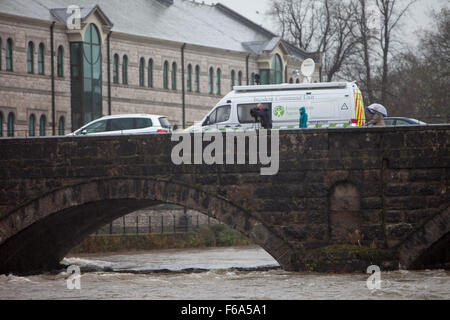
left=354, top=89, right=366, bottom=126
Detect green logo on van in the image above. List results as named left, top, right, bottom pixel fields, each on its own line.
left=273, top=106, right=285, bottom=118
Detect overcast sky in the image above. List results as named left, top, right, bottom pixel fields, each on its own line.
left=203, top=0, right=448, bottom=46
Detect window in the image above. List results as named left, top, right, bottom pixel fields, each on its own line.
left=216, top=68, right=221, bottom=95
left=39, top=115, right=46, bottom=136
left=113, top=54, right=119, bottom=84
left=6, top=38, right=13, bottom=71
left=296, top=78, right=300, bottom=84
left=187, top=64, right=192, bottom=92
left=122, top=55, right=128, bottom=84
left=29, top=114, right=36, bottom=137
left=148, top=59, right=153, bottom=88
left=195, top=65, right=200, bottom=93
left=135, top=118, right=153, bottom=129
left=289, top=78, right=293, bottom=84
left=57, top=46, right=64, bottom=77
left=27, top=41, right=34, bottom=74
left=205, top=105, right=231, bottom=125
left=7, top=112, right=14, bottom=137
left=59, top=116, right=65, bottom=135
left=251, top=73, right=255, bottom=85
left=139, top=57, right=145, bottom=87
left=82, top=120, right=107, bottom=134
left=163, top=61, right=169, bottom=89
left=271, top=54, right=283, bottom=84
left=237, top=103, right=271, bottom=124
left=208, top=67, right=214, bottom=94
left=238, top=71, right=243, bottom=86
left=230, top=70, right=235, bottom=90
left=110, top=118, right=135, bottom=131
left=70, top=23, right=103, bottom=130
left=259, top=70, right=270, bottom=85
left=159, top=117, right=170, bottom=129
left=38, top=43, right=45, bottom=75
left=171, top=62, right=177, bottom=90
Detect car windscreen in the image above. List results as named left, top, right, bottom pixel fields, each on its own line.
left=81, top=120, right=107, bottom=134
left=159, top=117, right=171, bottom=128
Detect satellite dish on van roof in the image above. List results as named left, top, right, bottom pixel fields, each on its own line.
left=301, top=58, right=315, bottom=77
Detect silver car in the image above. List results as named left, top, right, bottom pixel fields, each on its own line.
left=67, top=114, right=172, bottom=136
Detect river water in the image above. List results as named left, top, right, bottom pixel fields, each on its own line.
left=0, top=246, right=449, bottom=300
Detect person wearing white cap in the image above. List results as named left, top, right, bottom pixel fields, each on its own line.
left=367, top=104, right=388, bottom=126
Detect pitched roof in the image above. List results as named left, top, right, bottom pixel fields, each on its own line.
left=0, top=0, right=316, bottom=60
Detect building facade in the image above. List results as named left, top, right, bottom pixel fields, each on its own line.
left=0, top=0, right=320, bottom=137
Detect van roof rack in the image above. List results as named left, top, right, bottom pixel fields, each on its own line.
left=234, top=82, right=349, bottom=93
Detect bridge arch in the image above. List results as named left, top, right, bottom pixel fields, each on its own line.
left=0, top=178, right=295, bottom=275
left=398, top=207, right=450, bottom=270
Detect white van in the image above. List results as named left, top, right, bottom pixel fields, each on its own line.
left=190, top=82, right=366, bottom=132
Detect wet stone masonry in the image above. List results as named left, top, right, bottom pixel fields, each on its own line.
left=0, top=126, right=449, bottom=275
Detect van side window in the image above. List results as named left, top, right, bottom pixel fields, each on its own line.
left=135, top=118, right=153, bottom=129
left=205, top=105, right=231, bottom=125
left=237, top=103, right=271, bottom=124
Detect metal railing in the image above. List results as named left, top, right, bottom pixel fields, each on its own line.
left=95, top=214, right=219, bottom=235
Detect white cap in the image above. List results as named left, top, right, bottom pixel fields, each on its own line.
left=367, top=104, right=388, bottom=117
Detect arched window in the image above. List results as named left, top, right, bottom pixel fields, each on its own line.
left=38, top=43, right=45, bottom=75
left=139, top=57, right=145, bottom=87
left=238, top=71, right=243, bottom=86
left=113, top=54, right=119, bottom=84
left=216, top=68, right=221, bottom=95
left=27, top=41, right=34, bottom=74
left=122, top=55, right=128, bottom=84
left=148, top=59, right=153, bottom=88
left=57, top=46, right=64, bottom=77
left=271, top=54, right=283, bottom=84
left=296, top=78, right=300, bottom=83
left=195, top=65, right=200, bottom=93
left=39, top=115, right=46, bottom=136
left=59, top=116, right=65, bottom=136
left=6, top=38, right=13, bottom=71
left=0, top=112, right=3, bottom=137
left=208, top=67, right=214, bottom=94
left=83, top=24, right=102, bottom=125
left=171, top=62, right=177, bottom=90
left=251, top=72, right=255, bottom=85
left=230, top=70, right=235, bottom=90
left=289, top=78, right=294, bottom=84
left=29, top=114, right=36, bottom=137
left=187, top=64, right=192, bottom=92
left=163, top=61, right=169, bottom=89
left=7, top=112, right=14, bottom=137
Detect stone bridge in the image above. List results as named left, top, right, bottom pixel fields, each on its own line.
left=0, top=126, right=449, bottom=275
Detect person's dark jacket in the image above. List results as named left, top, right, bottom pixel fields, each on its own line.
left=252, top=108, right=272, bottom=129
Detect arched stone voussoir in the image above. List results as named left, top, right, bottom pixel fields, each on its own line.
left=0, top=178, right=296, bottom=274
left=398, top=206, right=450, bottom=269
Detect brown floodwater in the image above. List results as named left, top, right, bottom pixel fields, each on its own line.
left=0, top=246, right=449, bottom=300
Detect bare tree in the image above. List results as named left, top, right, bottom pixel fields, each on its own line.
left=376, top=0, right=418, bottom=104
left=269, top=0, right=359, bottom=82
